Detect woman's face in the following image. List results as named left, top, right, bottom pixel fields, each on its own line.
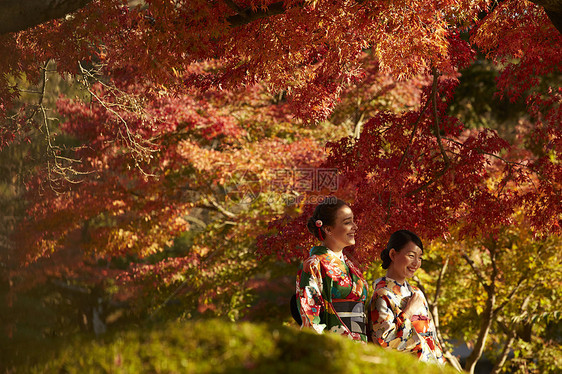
left=324, top=205, right=357, bottom=251
left=388, top=241, right=423, bottom=283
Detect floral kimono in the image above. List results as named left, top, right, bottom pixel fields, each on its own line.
left=367, top=276, right=446, bottom=364
left=296, top=246, right=369, bottom=342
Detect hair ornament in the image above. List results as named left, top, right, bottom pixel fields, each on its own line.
left=315, top=220, right=324, bottom=240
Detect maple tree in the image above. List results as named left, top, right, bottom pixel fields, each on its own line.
left=5, top=48, right=419, bottom=311
left=0, top=0, right=560, bottom=371
left=357, top=154, right=562, bottom=372
left=417, top=214, right=562, bottom=374
left=5, top=69, right=322, bottom=316
left=260, top=0, right=561, bottom=259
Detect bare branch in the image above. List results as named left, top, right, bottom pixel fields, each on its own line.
left=147, top=277, right=191, bottom=321
left=490, top=333, right=516, bottom=374
left=30, top=60, right=90, bottom=190
left=218, top=220, right=239, bottom=228
left=78, top=62, right=157, bottom=177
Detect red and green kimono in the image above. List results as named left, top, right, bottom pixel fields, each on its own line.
left=367, top=276, right=446, bottom=364
left=296, top=246, right=369, bottom=342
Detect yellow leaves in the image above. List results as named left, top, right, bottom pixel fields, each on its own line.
left=173, top=215, right=187, bottom=227
left=112, top=200, right=126, bottom=207
left=177, top=140, right=221, bottom=172
left=111, top=200, right=127, bottom=215
left=116, top=228, right=139, bottom=249
left=306, top=0, right=319, bottom=10
left=142, top=242, right=161, bottom=256
left=475, top=304, right=484, bottom=315
left=171, top=67, right=181, bottom=78
left=192, top=245, right=211, bottom=257
left=170, top=272, right=186, bottom=283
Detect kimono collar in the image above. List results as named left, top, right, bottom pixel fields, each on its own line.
left=310, top=246, right=345, bottom=262
left=384, top=276, right=409, bottom=288
left=310, top=246, right=344, bottom=257
left=309, top=245, right=329, bottom=256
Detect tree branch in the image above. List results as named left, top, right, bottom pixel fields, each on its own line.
left=412, top=264, right=462, bottom=371
left=183, top=215, right=207, bottom=229
left=405, top=164, right=449, bottom=197
left=493, top=274, right=527, bottom=315
left=78, top=62, right=157, bottom=177
left=431, top=67, right=450, bottom=167
left=442, top=137, right=526, bottom=168
left=490, top=292, right=534, bottom=374
left=223, top=0, right=245, bottom=14
left=433, top=256, right=449, bottom=306
left=490, top=332, right=516, bottom=374
left=398, top=97, right=431, bottom=170
left=226, top=1, right=288, bottom=27
left=198, top=197, right=237, bottom=219
left=0, top=0, right=94, bottom=35
left=462, top=252, right=491, bottom=293
left=489, top=244, right=498, bottom=290
left=404, top=70, right=451, bottom=198
left=465, top=263, right=497, bottom=374
left=30, top=61, right=90, bottom=189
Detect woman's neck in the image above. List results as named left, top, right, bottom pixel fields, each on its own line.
left=385, top=269, right=405, bottom=285
left=322, top=239, right=344, bottom=253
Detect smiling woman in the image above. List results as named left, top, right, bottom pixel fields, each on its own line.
left=367, top=230, right=447, bottom=365
left=295, top=198, right=369, bottom=342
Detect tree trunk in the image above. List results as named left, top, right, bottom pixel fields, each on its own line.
left=491, top=293, right=533, bottom=374
left=462, top=245, right=500, bottom=374
left=491, top=332, right=516, bottom=374
left=464, top=293, right=496, bottom=374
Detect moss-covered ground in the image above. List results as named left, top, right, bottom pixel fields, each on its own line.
left=8, top=319, right=457, bottom=373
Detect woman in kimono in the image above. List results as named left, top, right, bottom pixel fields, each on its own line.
left=296, top=198, right=369, bottom=342
left=367, top=230, right=446, bottom=364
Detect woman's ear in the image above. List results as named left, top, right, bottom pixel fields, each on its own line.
left=389, top=248, right=396, bottom=261
left=324, top=225, right=332, bottom=236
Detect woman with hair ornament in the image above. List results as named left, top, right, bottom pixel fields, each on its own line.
left=295, top=198, right=369, bottom=342
left=367, top=230, right=447, bottom=364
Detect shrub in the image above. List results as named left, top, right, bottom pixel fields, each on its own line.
left=19, top=319, right=456, bottom=373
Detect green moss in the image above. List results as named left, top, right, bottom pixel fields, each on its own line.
left=18, top=320, right=457, bottom=373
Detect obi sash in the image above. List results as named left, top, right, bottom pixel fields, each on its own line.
left=332, top=299, right=366, bottom=335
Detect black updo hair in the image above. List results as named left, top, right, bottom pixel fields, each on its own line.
left=307, top=197, right=349, bottom=240
left=380, top=230, right=424, bottom=269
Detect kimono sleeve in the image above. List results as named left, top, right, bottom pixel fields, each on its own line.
left=296, top=257, right=326, bottom=334
left=368, top=290, right=424, bottom=355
